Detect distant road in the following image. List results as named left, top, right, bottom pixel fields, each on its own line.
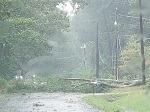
left=0, top=93, right=100, bottom=112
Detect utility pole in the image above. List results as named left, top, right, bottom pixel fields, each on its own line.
left=114, top=7, right=119, bottom=80
left=96, top=21, right=99, bottom=78
left=139, top=0, right=146, bottom=84
left=81, top=43, right=87, bottom=69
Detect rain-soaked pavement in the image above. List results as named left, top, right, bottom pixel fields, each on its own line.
left=0, top=93, right=101, bottom=112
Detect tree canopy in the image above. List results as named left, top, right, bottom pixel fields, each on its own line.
left=1, top=0, right=150, bottom=82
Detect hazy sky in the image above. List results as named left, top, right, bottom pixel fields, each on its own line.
left=57, top=0, right=79, bottom=17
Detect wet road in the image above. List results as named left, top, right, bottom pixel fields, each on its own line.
left=0, top=93, right=100, bottom=112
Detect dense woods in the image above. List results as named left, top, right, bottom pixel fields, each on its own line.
left=1, top=0, right=150, bottom=89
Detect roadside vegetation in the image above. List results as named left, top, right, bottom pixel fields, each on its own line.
left=83, top=85, right=150, bottom=112
left=0, top=75, right=111, bottom=94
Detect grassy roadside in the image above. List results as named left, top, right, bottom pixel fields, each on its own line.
left=83, top=86, right=150, bottom=112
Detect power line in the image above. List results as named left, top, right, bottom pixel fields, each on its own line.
left=118, top=14, right=150, bottom=21
left=118, top=23, right=150, bottom=29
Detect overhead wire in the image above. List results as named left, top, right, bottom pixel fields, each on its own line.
left=56, top=0, right=150, bottom=66
left=118, top=14, right=150, bottom=21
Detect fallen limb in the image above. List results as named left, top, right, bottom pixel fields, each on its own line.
left=61, top=78, right=123, bottom=83
left=60, top=78, right=150, bottom=88
left=60, top=78, right=90, bottom=82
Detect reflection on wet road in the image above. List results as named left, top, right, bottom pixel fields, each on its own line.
left=0, top=93, right=100, bottom=112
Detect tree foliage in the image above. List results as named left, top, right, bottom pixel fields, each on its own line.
left=0, top=0, right=92, bottom=79
left=0, top=0, right=69, bottom=78
left=0, top=0, right=12, bottom=20
left=1, top=0, right=150, bottom=82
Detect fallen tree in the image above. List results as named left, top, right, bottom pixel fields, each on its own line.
left=60, top=78, right=150, bottom=88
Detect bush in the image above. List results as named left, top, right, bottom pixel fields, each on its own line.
left=0, top=77, right=8, bottom=89
left=7, top=79, right=32, bottom=93
left=5, top=75, right=111, bottom=93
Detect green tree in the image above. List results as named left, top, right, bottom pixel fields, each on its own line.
left=119, top=35, right=150, bottom=80
left=0, top=0, right=65, bottom=78
left=0, top=0, right=11, bottom=20
left=70, top=0, right=129, bottom=77
left=0, top=0, right=91, bottom=78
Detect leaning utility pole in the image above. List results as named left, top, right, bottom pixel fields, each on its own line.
left=114, top=7, right=119, bottom=80
left=139, top=0, right=146, bottom=84
left=96, top=21, right=99, bottom=78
